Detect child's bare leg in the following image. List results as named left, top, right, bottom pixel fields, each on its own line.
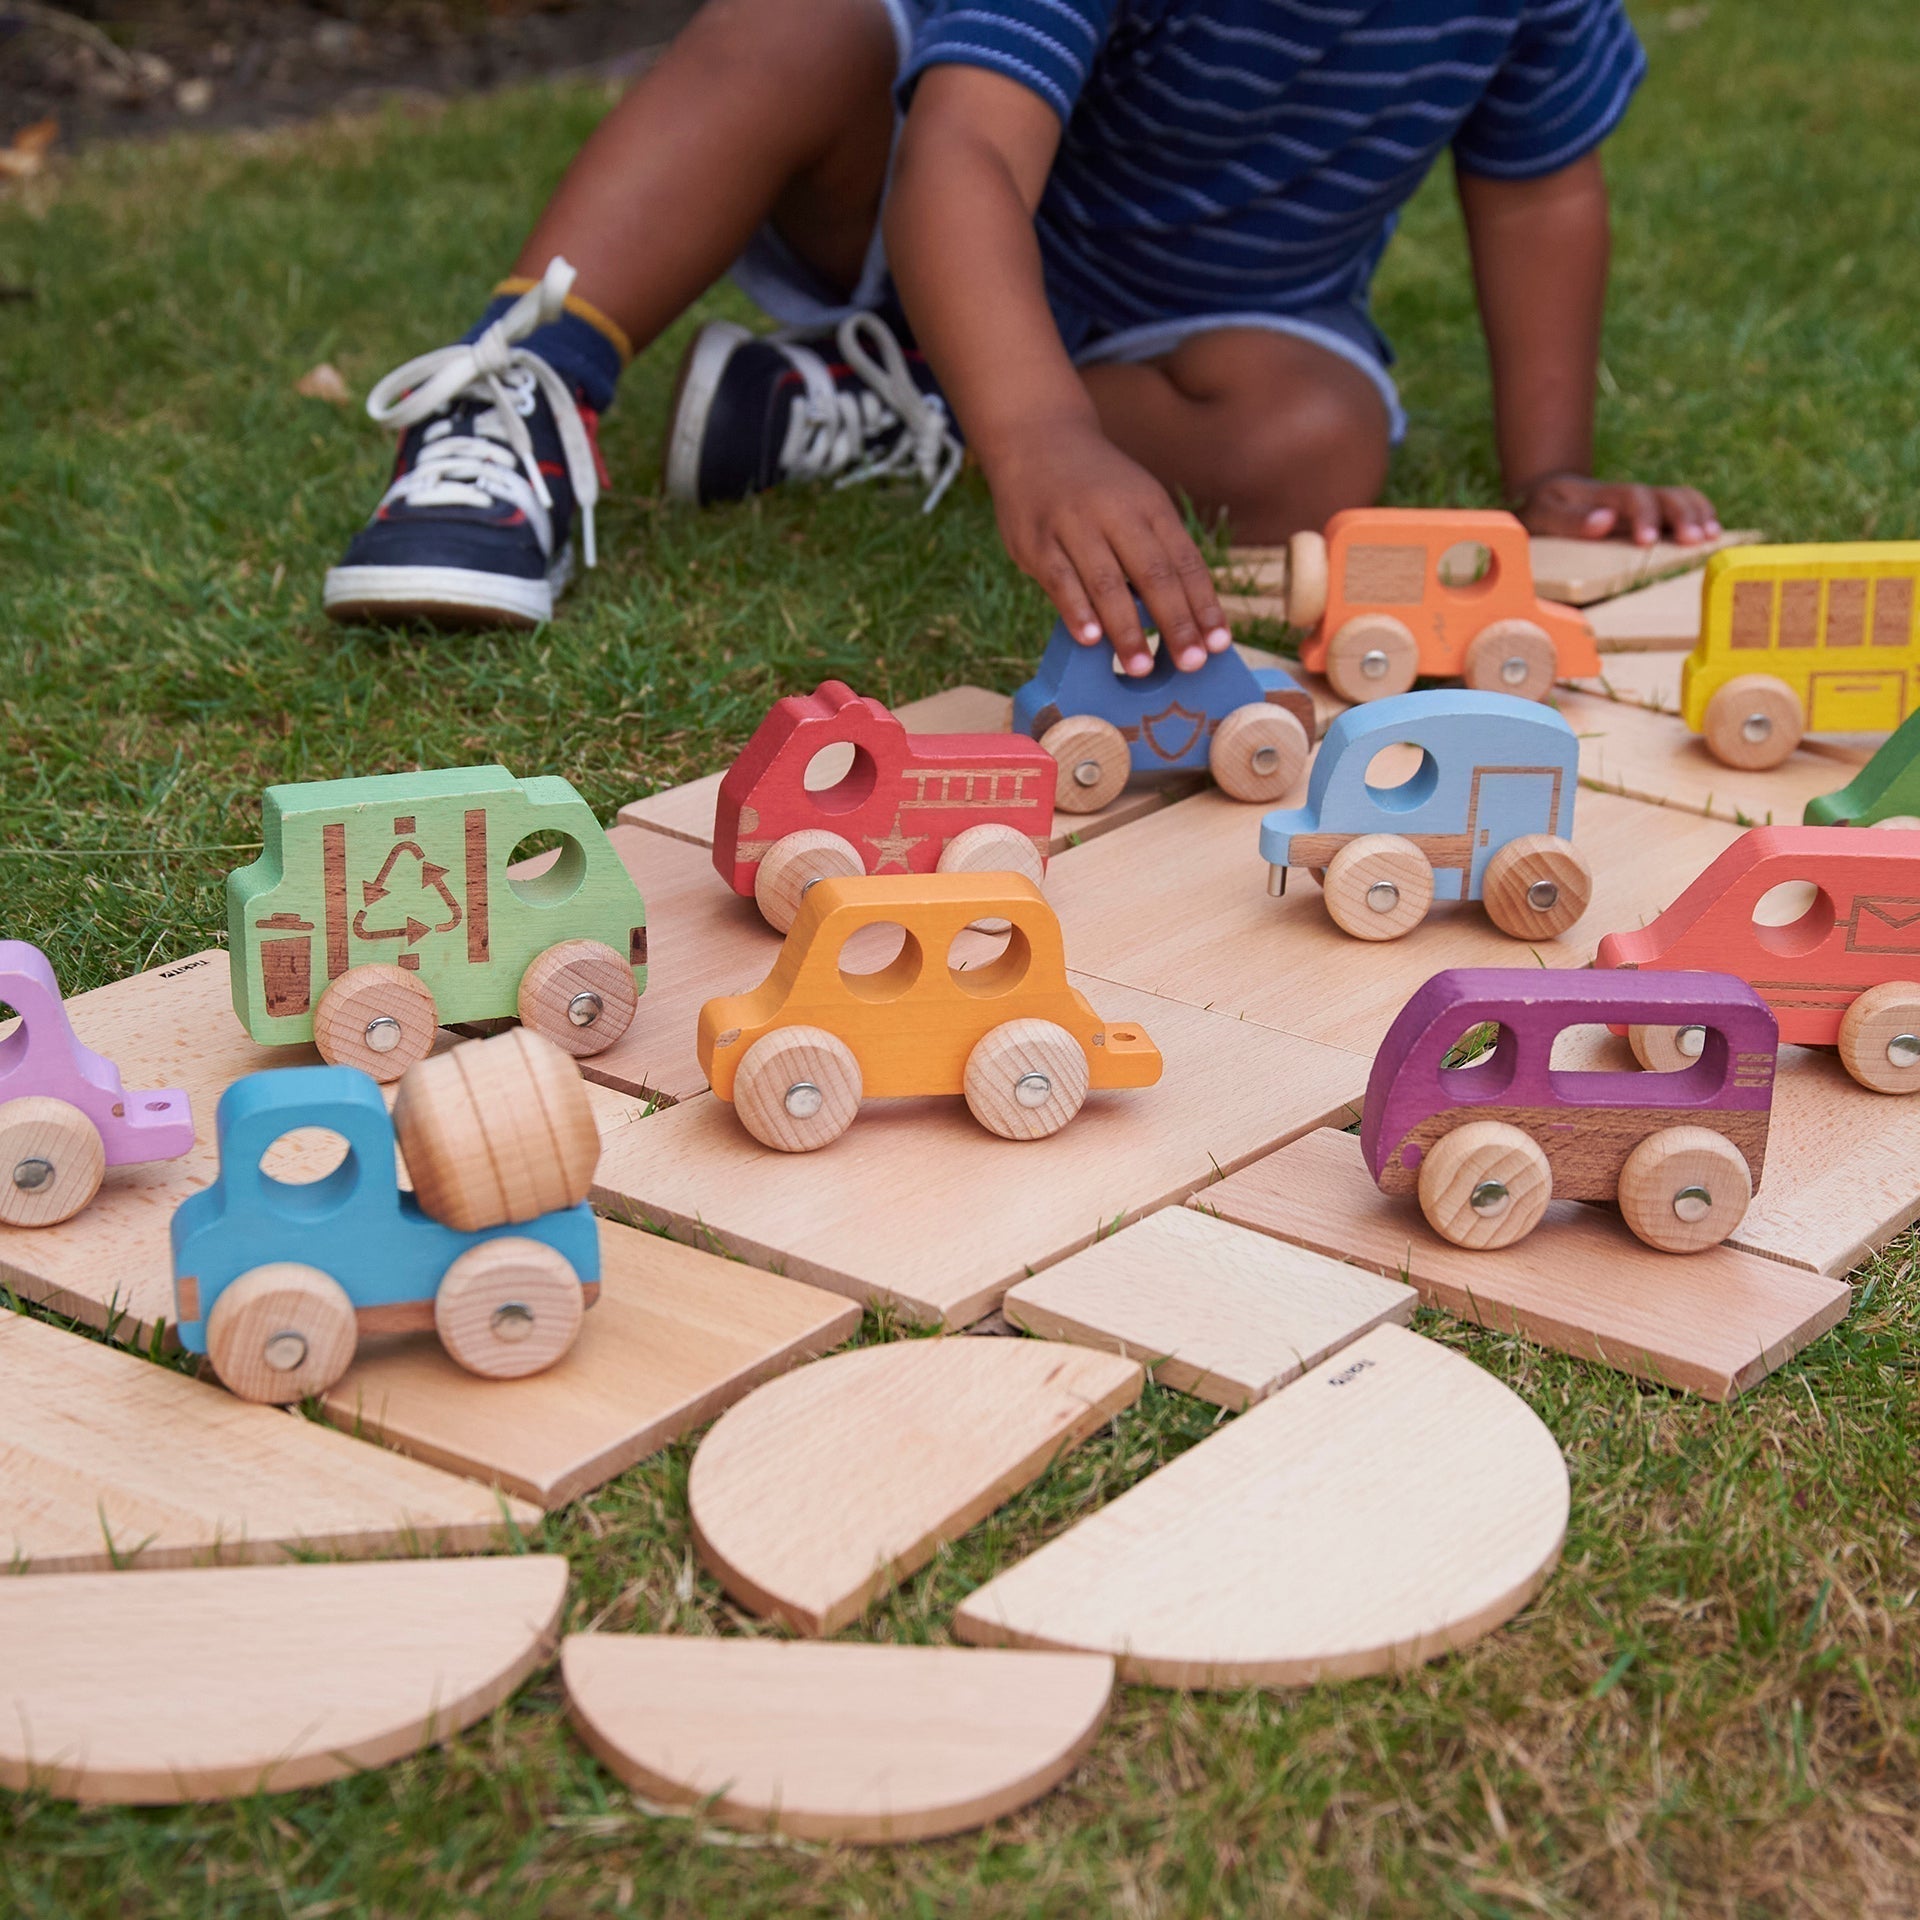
left=1080, top=328, right=1392, bottom=544
left=513, top=0, right=898, bottom=352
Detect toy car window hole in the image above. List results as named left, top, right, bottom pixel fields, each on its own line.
left=949, top=923, right=1032, bottom=1000
left=803, top=742, right=879, bottom=816
left=837, top=922, right=922, bottom=1003
left=1435, top=540, right=1496, bottom=591
left=1363, top=743, right=1439, bottom=813
left=1749, top=879, right=1834, bottom=958
left=1434, top=1020, right=1517, bottom=1098
left=256, top=1127, right=359, bottom=1208
left=507, top=829, right=588, bottom=910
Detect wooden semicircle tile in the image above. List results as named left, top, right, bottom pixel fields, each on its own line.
left=687, top=1337, right=1143, bottom=1635
left=0, top=1555, right=568, bottom=1803
left=954, top=1324, right=1569, bottom=1688
left=563, top=1634, right=1114, bottom=1843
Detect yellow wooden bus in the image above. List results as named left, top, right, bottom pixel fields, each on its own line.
left=1682, top=542, right=1920, bottom=769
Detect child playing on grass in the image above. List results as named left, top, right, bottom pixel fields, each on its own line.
left=323, top=0, right=1723, bottom=675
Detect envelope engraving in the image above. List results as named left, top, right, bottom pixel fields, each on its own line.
left=1843, top=894, right=1920, bottom=954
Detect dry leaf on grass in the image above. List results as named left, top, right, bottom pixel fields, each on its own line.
left=296, top=363, right=353, bottom=405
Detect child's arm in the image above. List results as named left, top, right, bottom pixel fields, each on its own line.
left=1457, top=152, right=1720, bottom=546
left=885, top=65, right=1230, bottom=676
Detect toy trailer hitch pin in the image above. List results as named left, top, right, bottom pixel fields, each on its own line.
left=1267, top=863, right=1289, bottom=899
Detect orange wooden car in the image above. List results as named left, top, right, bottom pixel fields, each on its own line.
left=1295, top=509, right=1598, bottom=705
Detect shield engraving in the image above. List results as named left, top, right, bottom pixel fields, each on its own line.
left=1139, top=699, right=1209, bottom=763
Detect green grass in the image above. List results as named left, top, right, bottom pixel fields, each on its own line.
left=5, top=1, right=1920, bottom=1911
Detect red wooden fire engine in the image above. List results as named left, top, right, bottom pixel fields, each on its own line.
left=714, top=682, right=1059, bottom=930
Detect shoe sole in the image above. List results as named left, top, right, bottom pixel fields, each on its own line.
left=322, top=552, right=572, bottom=630
left=661, top=320, right=754, bottom=506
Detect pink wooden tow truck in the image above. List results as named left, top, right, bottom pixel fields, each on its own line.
left=0, top=940, right=194, bottom=1227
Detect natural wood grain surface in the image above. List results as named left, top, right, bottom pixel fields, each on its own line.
left=563, top=1636, right=1114, bottom=1843
left=1580, top=569, right=1706, bottom=651
left=1528, top=530, right=1762, bottom=606
left=1726, top=1042, right=1920, bottom=1275
left=321, top=1220, right=859, bottom=1507
left=0, top=1556, right=566, bottom=1802
left=688, top=1338, right=1143, bottom=1634
left=593, top=980, right=1367, bottom=1327
left=954, top=1323, right=1569, bottom=1687
left=617, top=687, right=1175, bottom=855
left=1042, top=787, right=1743, bottom=1056
left=1196, top=1128, right=1851, bottom=1400
left=1563, top=688, right=1872, bottom=826
left=0, top=952, right=651, bottom=1348
left=0, top=1310, right=538, bottom=1572
left=1003, top=1206, right=1415, bottom=1409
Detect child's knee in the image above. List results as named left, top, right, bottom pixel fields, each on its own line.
left=1215, top=346, right=1390, bottom=536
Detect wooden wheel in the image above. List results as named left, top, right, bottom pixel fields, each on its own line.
left=962, top=1019, right=1090, bottom=1141
left=0, top=1097, right=104, bottom=1228
left=205, top=1262, right=359, bottom=1403
left=733, top=1026, right=862, bottom=1152
left=517, top=938, right=638, bottom=1057
left=393, top=1028, right=599, bottom=1231
left=936, top=822, right=1045, bottom=888
left=1463, top=620, right=1558, bottom=703
left=1616, top=1126, right=1751, bottom=1253
left=1702, top=675, right=1802, bottom=770
left=1836, top=980, right=1920, bottom=1094
left=1321, top=834, right=1433, bottom=940
left=433, top=1238, right=585, bottom=1380
left=1285, top=529, right=1329, bottom=629
left=312, top=964, right=438, bottom=1083
left=1480, top=835, right=1592, bottom=940
left=1416, top=1121, right=1552, bottom=1251
left=1209, top=703, right=1309, bottom=803
left=1039, top=715, right=1129, bottom=814
left=1628, top=1022, right=1707, bottom=1073
left=753, top=831, right=863, bottom=934
left=1323, top=615, right=1418, bottom=704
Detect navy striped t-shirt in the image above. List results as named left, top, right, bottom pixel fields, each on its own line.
left=900, top=0, right=1646, bottom=345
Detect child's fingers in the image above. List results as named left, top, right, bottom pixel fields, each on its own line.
left=1060, top=529, right=1155, bottom=674
left=1659, top=486, right=1721, bottom=543
left=1613, top=483, right=1661, bottom=545
left=1038, top=544, right=1108, bottom=652
left=1107, top=517, right=1211, bottom=671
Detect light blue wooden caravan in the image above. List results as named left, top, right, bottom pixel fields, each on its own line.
left=1259, top=690, right=1590, bottom=941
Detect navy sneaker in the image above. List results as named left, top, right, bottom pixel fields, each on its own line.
left=324, top=260, right=604, bottom=630
left=663, top=311, right=962, bottom=512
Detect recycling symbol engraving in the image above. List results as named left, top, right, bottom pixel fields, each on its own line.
left=351, top=838, right=463, bottom=949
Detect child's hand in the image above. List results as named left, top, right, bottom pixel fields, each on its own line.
left=984, top=418, right=1233, bottom=677
left=1516, top=473, right=1723, bottom=547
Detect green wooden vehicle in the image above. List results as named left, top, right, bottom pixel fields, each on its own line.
left=230, top=766, right=646, bottom=1080
left=1804, top=708, right=1920, bottom=828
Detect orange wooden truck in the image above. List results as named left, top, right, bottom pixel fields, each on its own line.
left=1293, top=509, right=1598, bottom=705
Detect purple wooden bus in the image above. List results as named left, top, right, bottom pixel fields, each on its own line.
left=1362, top=968, right=1778, bottom=1253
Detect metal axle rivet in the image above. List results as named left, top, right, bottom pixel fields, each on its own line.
left=1073, top=758, right=1105, bottom=788
left=363, top=1014, right=403, bottom=1053
left=12, top=1158, right=53, bottom=1193
left=1360, top=649, right=1391, bottom=679
left=1673, top=1185, right=1714, bottom=1224
left=567, top=990, right=603, bottom=1028
left=1251, top=745, right=1280, bottom=774
left=1470, top=1179, right=1510, bottom=1215
left=1887, top=1032, right=1920, bottom=1069
left=491, top=1303, right=535, bottom=1342
left=1678, top=1024, right=1706, bottom=1059
left=1014, top=1072, right=1053, bottom=1109
left=785, top=1081, right=824, bottom=1120
left=264, top=1332, right=309, bottom=1373
left=1742, top=712, right=1774, bottom=744
left=1526, top=880, right=1560, bottom=911
left=1367, top=880, right=1401, bottom=913
left=1500, top=657, right=1529, bottom=686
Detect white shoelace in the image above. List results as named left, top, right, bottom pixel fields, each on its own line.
left=775, top=312, right=964, bottom=512
left=362, top=257, right=601, bottom=567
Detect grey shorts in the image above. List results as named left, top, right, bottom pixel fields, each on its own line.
left=728, top=0, right=1408, bottom=443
